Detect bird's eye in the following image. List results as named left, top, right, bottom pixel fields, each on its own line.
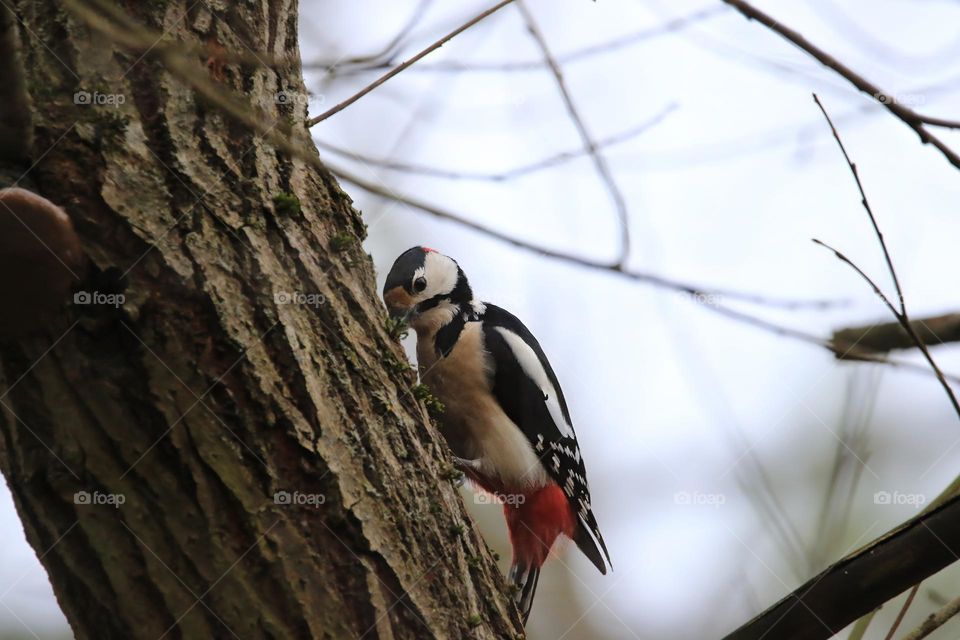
left=413, top=276, right=427, bottom=292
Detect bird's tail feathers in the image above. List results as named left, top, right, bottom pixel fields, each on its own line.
left=573, top=516, right=611, bottom=574
left=508, top=561, right=540, bottom=625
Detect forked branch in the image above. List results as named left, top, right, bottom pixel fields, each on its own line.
left=307, top=0, right=516, bottom=127
left=811, top=94, right=960, bottom=422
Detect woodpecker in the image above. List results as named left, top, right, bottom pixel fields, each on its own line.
left=383, top=246, right=611, bottom=623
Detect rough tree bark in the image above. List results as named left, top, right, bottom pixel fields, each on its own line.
left=0, top=1, right=521, bottom=638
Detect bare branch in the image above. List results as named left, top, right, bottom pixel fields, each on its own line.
left=812, top=96, right=904, bottom=313
left=332, top=163, right=960, bottom=385
left=815, top=241, right=960, bottom=414
left=329, top=162, right=843, bottom=309
left=811, top=94, right=960, bottom=422
left=883, top=584, right=918, bottom=640
left=699, top=298, right=960, bottom=384
left=916, top=114, right=960, bottom=129
left=721, top=0, right=960, bottom=171
left=722, top=493, right=960, bottom=640
left=833, top=313, right=960, bottom=354
left=900, top=592, right=960, bottom=640
left=306, top=0, right=516, bottom=127
left=516, top=0, right=631, bottom=266
left=316, top=103, right=677, bottom=181
left=332, top=0, right=434, bottom=69
left=813, top=238, right=900, bottom=318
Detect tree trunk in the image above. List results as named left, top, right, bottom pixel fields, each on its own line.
left=0, top=1, right=521, bottom=638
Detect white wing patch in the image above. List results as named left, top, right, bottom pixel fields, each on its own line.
left=494, top=327, right=575, bottom=438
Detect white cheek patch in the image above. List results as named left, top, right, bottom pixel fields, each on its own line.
left=420, top=252, right=458, bottom=300
left=494, top=327, right=575, bottom=438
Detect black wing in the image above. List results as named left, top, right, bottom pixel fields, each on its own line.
left=481, top=303, right=611, bottom=573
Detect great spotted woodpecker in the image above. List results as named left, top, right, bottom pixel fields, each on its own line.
left=383, top=246, right=610, bottom=623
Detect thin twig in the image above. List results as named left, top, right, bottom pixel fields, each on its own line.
left=516, top=0, right=631, bottom=267
left=812, top=94, right=960, bottom=422
left=813, top=99, right=907, bottom=317
left=833, top=313, right=960, bottom=354
left=900, top=591, right=960, bottom=640
left=814, top=239, right=960, bottom=418
left=813, top=239, right=898, bottom=315
left=306, top=0, right=515, bottom=127
left=330, top=162, right=839, bottom=309
left=916, top=114, right=960, bottom=129
left=812, top=95, right=904, bottom=313
left=305, top=6, right=727, bottom=74
left=884, top=584, right=919, bottom=640
left=721, top=0, right=960, bottom=171
left=316, top=103, right=677, bottom=181
left=332, top=0, right=434, bottom=70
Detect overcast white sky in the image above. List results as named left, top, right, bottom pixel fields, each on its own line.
left=4, top=1, right=960, bottom=638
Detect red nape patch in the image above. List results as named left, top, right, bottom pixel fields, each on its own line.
left=421, top=246, right=437, bottom=253
left=504, top=484, right=576, bottom=568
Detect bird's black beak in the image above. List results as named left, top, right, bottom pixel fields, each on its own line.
left=383, top=285, right=416, bottom=322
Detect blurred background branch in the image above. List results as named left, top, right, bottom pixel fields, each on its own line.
left=901, top=592, right=960, bottom=640
left=305, top=5, right=729, bottom=75
left=833, top=314, right=960, bottom=355
left=721, top=0, right=960, bottom=170
left=306, top=0, right=517, bottom=126
left=317, top=102, right=678, bottom=180
left=516, top=0, right=632, bottom=267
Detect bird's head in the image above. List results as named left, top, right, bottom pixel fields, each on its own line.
left=382, top=246, right=471, bottom=324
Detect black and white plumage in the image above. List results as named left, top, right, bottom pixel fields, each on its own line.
left=480, top=303, right=610, bottom=571
left=383, top=246, right=611, bottom=624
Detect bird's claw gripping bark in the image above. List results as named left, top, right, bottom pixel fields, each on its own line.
left=451, top=456, right=482, bottom=487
